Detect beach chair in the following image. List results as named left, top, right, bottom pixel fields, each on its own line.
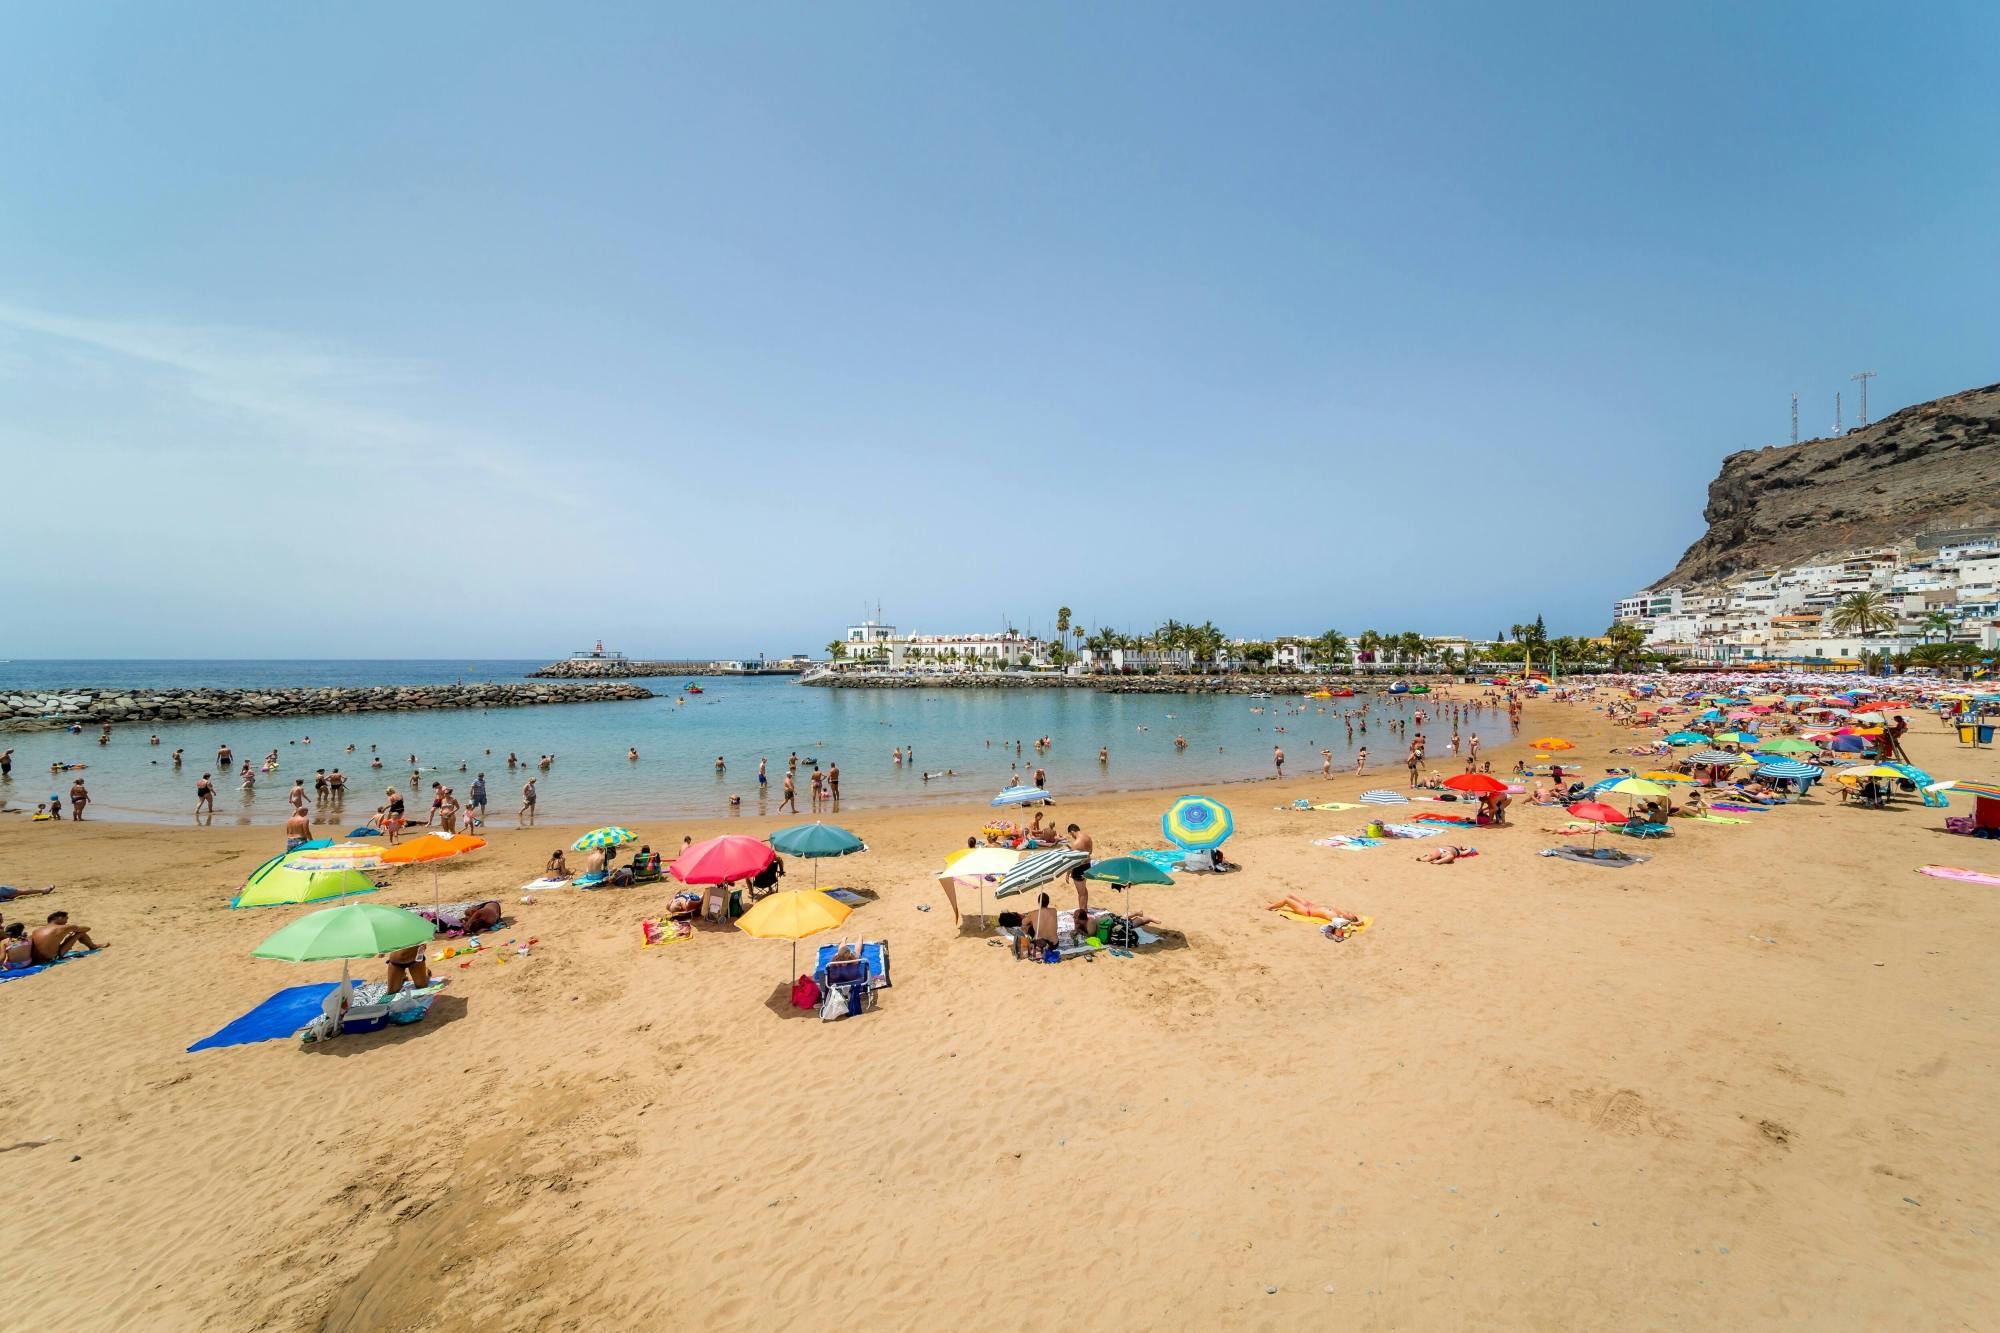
left=629, top=853, right=664, bottom=886
left=812, top=940, right=887, bottom=1019
left=1617, top=822, right=1672, bottom=839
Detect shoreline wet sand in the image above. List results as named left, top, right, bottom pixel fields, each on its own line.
left=4, top=686, right=1997, bottom=1329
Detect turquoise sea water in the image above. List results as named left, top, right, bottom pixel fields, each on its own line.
left=0, top=662, right=1511, bottom=824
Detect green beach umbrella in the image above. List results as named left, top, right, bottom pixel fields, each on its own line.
left=573, top=826, right=639, bottom=852
left=1082, top=854, right=1175, bottom=927
left=769, top=822, right=867, bottom=889
left=231, top=854, right=378, bottom=909
left=253, top=902, right=437, bottom=988
left=1758, top=738, right=1820, bottom=754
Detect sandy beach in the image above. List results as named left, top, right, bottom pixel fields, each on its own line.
left=5, top=686, right=1998, bottom=1331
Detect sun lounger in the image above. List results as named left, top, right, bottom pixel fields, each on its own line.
left=1617, top=822, right=1672, bottom=839
left=812, top=940, right=888, bottom=1019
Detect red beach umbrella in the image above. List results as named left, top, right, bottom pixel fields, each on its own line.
left=1566, top=802, right=1626, bottom=825
left=669, top=835, right=776, bottom=885
left=1443, top=773, right=1508, bottom=795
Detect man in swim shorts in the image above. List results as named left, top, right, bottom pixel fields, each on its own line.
left=31, top=911, right=103, bottom=962
left=1063, top=822, right=1094, bottom=915
left=0, top=885, right=55, bottom=903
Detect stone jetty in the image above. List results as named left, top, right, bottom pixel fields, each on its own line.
left=0, top=682, right=654, bottom=731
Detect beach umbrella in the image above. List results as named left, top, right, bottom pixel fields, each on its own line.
left=1442, top=773, right=1508, bottom=795
left=735, top=888, right=852, bottom=980
left=1758, top=738, right=1820, bottom=754
left=1530, top=737, right=1575, bottom=751
left=1566, top=800, right=1626, bottom=850
left=1639, top=771, right=1696, bottom=784
left=283, top=842, right=388, bottom=873
left=1664, top=732, right=1708, bottom=745
left=573, top=826, right=638, bottom=852
left=1712, top=731, right=1760, bottom=745
left=1829, top=735, right=1870, bottom=753
left=1162, top=795, right=1234, bottom=850
left=770, top=822, right=867, bottom=889
left=1835, top=765, right=1903, bottom=781
left=1358, top=789, right=1409, bottom=805
left=670, top=835, right=775, bottom=885
left=936, top=845, right=1021, bottom=924
left=1755, top=760, right=1821, bottom=786
left=994, top=848, right=1089, bottom=899
left=382, top=831, right=487, bottom=914
left=232, top=855, right=378, bottom=909
left=251, top=901, right=436, bottom=990
left=1083, top=855, right=1174, bottom=924
left=991, top=785, right=1051, bottom=807
left=1689, top=750, right=1740, bottom=766
left=1928, top=779, right=2000, bottom=800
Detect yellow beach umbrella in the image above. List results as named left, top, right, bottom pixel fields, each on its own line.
left=1640, top=771, right=1696, bottom=785
left=735, top=888, right=853, bottom=979
left=1834, top=765, right=1903, bottom=782
left=1599, top=777, right=1669, bottom=799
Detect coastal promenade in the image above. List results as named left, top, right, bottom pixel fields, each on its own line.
left=805, top=668, right=1421, bottom=695
left=0, top=681, right=653, bottom=731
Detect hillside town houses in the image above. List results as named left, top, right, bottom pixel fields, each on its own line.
left=1614, top=528, right=2000, bottom=665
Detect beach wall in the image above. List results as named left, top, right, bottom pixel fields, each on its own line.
left=0, top=682, right=655, bottom=731
left=529, top=659, right=802, bottom=678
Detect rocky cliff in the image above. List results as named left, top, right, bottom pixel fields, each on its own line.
left=1654, top=381, right=2000, bottom=588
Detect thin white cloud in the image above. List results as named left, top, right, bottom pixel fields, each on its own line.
left=0, top=300, right=579, bottom=504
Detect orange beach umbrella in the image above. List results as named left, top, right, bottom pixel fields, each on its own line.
left=382, top=831, right=487, bottom=913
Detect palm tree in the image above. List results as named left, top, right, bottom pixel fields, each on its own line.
left=825, top=640, right=847, bottom=662
left=1919, top=610, right=1955, bottom=643
left=1605, top=622, right=1646, bottom=671
left=1314, top=629, right=1349, bottom=673
left=1056, top=607, right=1072, bottom=642
left=1356, top=629, right=1383, bottom=671
left=1830, top=592, right=1895, bottom=638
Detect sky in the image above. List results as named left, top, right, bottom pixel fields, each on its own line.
left=4, top=1, right=1996, bottom=659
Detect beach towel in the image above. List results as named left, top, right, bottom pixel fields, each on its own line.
left=571, top=872, right=608, bottom=889
left=1380, top=823, right=1442, bottom=839
left=1413, top=813, right=1478, bottom=826
left=1312, top=835, right=1381, bottom=850
left=1710, top=803, right=1767, bottom=813
left=187, top=982, right=340, bottom=1050
left=521, top=876, right=572, bottom=891
left=1683, top=814, right=1749, bottom=825
left=1919, top=865, right=2000, bottom=886
left=813, top=940, right=892, bottom=988
left=1273, top=906, right=1333, bottom=923
left=1540, top=847, right=1650, bottom=868
left=1125, top=849, right=1187, bottom=872
left=1313, top=802, right=1363, bottom=811
left=0, top=948, right=102, bottom=984
left=823, top=888, right=869, bottom=907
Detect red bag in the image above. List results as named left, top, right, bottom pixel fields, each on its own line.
left=790, top=975, right=822, bottom=1009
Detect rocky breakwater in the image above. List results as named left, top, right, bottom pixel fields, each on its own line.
left=0, top=682, right=655, bottom=732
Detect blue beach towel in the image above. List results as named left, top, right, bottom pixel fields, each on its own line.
left=813, top=940, right=890, bottom=989
left=187, top=983, right=339, bottom=1051
left=1125, top=849, right=1187, bottom=872
left=823, top=888, right=868, bottom=907
left=0, top=948, right=102, bottom=984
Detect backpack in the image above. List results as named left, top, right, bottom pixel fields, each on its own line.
left=789, top=975, right=821, bottom=1009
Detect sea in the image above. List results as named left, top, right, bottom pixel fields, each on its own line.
left=0, top=661, right=1511, bottom=824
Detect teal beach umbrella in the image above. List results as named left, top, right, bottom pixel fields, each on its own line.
left=1083, top=854, right=1175, bottom=924
left=769, top=822, right=867, bottom=888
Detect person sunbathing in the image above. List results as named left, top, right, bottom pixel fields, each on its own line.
left=1265, top=894, right=1358, bottom=922
left=545, top=851, right=571, bottom=877
left=384, top=943, right=431, bottom=992
left=3, top=922, right=33, bottom=970
left=30, top=911, right=102, bottom=963
left=1415, top=845, right=1470, bottom=863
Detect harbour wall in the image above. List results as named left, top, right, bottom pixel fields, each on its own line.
left=0, top=682, right=655, bottom=731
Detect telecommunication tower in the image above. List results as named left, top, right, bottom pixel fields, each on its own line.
left=1835, top=390, right=1842, bottom=435
left=1791, top=393, right=1798, bottom=445
left=1851, top=370, right=1876, bottom=427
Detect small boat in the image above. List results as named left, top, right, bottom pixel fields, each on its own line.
left=685, top=683, right=704, bottom=695
left=1249, top=692, right=1273, bottom=699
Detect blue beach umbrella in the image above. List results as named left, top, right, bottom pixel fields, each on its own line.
left=992, top=786, right=1051, bottom=808
left=1755, top=760, right=1821, bottom=786
left=1163, top=795, right=1235, bottom=849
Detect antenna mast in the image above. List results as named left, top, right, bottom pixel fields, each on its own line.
left=1790, top=392, right=1799, bottom=445
left=1835, top=391, right=1842, bottom=435
left=1850, top=370, right=1876, bottom=427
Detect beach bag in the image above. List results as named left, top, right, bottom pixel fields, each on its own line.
left=790, top=975, right=821, bottom=1009
left=819, top=982, right=850, bottom=1020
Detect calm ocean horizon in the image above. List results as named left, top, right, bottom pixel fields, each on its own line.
left=0, top=661, right=1509, bottom=825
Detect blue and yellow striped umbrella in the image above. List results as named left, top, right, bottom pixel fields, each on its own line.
left=1163, top=794, right=1234, bottom=850
left=573, top=826, right=639, bottom=851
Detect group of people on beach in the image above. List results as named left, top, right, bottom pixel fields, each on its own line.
left=0, top=884, right=103, bottom=971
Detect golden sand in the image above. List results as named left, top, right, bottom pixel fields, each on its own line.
left=4, top=687, right=1997, bottom=1330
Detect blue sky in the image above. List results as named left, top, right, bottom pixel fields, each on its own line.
left=4, top=2, right=1995, bottom=658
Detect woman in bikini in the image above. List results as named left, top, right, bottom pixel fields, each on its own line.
left=1265, top=894, right=1359, bottom=921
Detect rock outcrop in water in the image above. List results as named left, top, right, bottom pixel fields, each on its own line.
left=1654, top=381, right=2000, bottom=588
left=0, top=682, right=654, bottom=731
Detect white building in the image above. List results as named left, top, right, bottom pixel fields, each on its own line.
left=837, top=619, right=1048, bottom=670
